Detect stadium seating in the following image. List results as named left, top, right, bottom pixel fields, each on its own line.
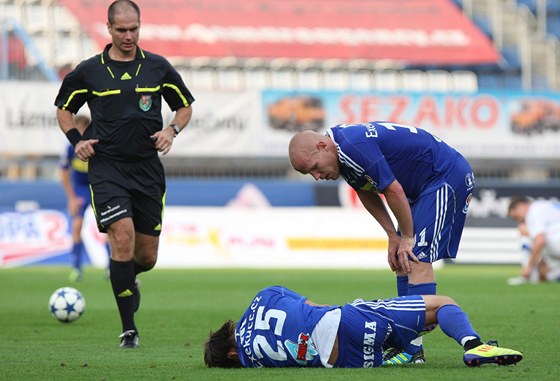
left=0, top=0, right=559, bottom=182
left=1, top=0, right=559, bottom=91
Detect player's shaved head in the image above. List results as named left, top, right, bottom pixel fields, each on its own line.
left=108, top=0, right=140, bottom=24
left=288, top=130, right=322, bottom=170
left=289, top=130, right=340, bottom=179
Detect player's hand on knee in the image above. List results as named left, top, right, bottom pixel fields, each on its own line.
left=397, top=237, right=418, bottom=273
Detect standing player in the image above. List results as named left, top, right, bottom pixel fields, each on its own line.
left=204, top=286, right=523, bottom=368
left=288, top=122, right=475, bottom=363
left=59, top=115, right=110, bottom=281
left=54, top=0, right=194, bottom=348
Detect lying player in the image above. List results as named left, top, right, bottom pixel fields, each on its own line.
left=204, top=286, right=522, bottom=368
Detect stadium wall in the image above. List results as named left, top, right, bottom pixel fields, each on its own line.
left=2, top=82, right=560, bottom=160
left=1, top=179, right=557, bottom=268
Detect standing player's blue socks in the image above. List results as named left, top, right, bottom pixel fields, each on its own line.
left=396, top=275, right=409, bottom=296
left=69, top=242, right=85, bottom=281
left=72, top=241, right=84, bottom=271
left=407, top=282, right=437, bottom=296
left=436, top=304, right=481, bottom=346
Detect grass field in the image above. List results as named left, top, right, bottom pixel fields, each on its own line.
left=1, top=265, right=558, bottom=381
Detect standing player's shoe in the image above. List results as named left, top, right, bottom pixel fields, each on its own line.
left=69, top=269, right=83, bottom=282
left=119, top=330, right=139, bottom=349
left=383, top=348, right=425, bottom=365
left=133, top=278, right=141, bottom=313
left=463, top=344, right=523, bottom=367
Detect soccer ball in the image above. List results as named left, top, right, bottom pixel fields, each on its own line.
left=48, top=287, right=85, bottom=323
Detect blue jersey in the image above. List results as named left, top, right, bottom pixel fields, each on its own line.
left=59, top=144, right=89, bottom=188
left=59, top=144, right=91, bottom=217
left=234, top=287, right=427, bottom=368
left=327, top=122, right=462, bottom=201
left=235, top=286, right=339, bottom=368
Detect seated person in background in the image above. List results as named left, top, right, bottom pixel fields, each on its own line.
left=508, top=196, right=560, bottom=283
left=507, top=222, right=549, bottom=285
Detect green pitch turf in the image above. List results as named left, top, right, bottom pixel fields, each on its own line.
left=0, top=265, right=558, bottom=381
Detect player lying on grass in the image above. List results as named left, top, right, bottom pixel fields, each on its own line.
left=204, top=286, right=523, bottom=368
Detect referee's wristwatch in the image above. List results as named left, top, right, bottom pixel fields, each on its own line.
left=169, top=124, right=180, bottom=137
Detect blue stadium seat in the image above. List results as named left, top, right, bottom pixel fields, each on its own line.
left=472, top=15, right=493, bottom=38
left=501, top=47, right=522, bottom=70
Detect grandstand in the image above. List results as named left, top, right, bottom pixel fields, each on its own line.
left=0, top=0, right=559, bottom=182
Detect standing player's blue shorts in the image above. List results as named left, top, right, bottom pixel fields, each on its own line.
left=410, top=155, right=474, bottom=262
left=335, top=295, right=426, bottom=368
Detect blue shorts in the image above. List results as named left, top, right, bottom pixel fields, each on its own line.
left=335, top=296, right=425, bottom=368
left=410, top=156, right=474, bottom=262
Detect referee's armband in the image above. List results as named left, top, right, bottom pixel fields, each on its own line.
left=65, top=128, right=83, bottom=147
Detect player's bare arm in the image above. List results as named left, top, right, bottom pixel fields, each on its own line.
left=356, top=188, right=402, bottom=271
left=382, top=180, right=419, bottom=273
left=56, top=108, right=99, bottom=161
left=523, top=233, right=546, bottom=279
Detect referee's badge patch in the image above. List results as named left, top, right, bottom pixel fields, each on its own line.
left=139, top=95, right=152, bottom=111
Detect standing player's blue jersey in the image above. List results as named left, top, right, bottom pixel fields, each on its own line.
left=59, top=144, right=89, bottom=188
left=235, top=286, right=339, bottom=368
left=59, top=144, right=91, bottom=217
left=327, top=122, right=462, bottom=201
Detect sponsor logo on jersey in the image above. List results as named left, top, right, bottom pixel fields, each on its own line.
left=121, top=72, right=132, bottom=80
left=463, top=193, right=473, bottom=214
left=361, top=175, right=379, bottom=192
left=285, top=332, right=318, bottom=365
left=362, top=320, right=377, bottom=368
left=417, top=251, right=427, bottom=260
left=465, top=172, right=475, bottom=190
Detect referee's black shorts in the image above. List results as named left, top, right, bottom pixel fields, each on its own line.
left=88, top=155, right=166, bottom=236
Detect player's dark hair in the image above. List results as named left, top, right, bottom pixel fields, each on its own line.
left=204, top=320, right=242, bottom=368
left=508, top=195, right=531, bottom=212
left=108, top=0, right=140, bottom=24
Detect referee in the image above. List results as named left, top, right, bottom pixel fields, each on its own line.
left=54, top=0, right=194, bottom=349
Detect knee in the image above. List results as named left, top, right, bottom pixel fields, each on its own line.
left=434, top=296, right=458, bottom=311
left=423, top=295, right=458, bottom=310
left=109, top=231, right=135, bottom=261
left=134, top=246, right=158, bottom=269
left=408, top=262, right=435, bottom=283
left=137, top=256, right=157, bottom=270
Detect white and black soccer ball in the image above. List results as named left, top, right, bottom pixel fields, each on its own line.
left=48, top=287, right=85, bottom=323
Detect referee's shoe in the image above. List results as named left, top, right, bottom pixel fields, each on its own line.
left=119, top=330, right=139, bottom=349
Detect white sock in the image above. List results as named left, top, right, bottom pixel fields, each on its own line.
left=460, top=336, right=479, bottom=347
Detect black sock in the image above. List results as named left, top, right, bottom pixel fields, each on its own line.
left=110, top=259, right=136, bottom=333
left=463, top=338, right=484, bottom=351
